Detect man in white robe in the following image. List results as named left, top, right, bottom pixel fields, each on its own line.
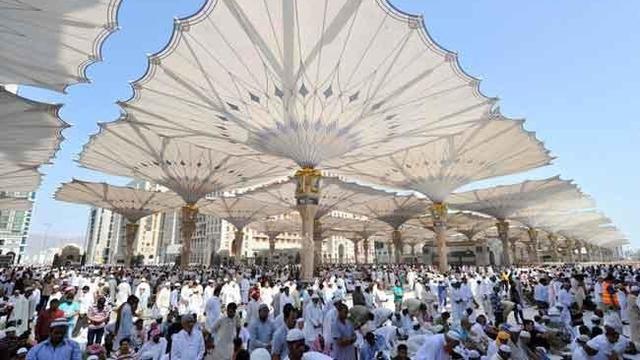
left=171, top=314, right=205, bottom=360
left=116, top=281, right=131, bottom=307
left=155, top=282, right=171, bottom=317
left=239, top=276, right=250, bottom=305
left=135, top=278, right=151, bottom=311
left=9, top=290, right=29, bottom=335
left=212, top=303, right=241, bottom=360
left=415, top=331, right=461, bottom=360
left=204, top=289, right=222, bottom=333
left=303, top=294, right=323, bottom=346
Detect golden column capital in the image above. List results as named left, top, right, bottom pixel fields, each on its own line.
left=430, top=202, right=448, bottom=227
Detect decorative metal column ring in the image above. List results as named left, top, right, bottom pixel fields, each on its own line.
left=294, top=168, right=321, bottom=205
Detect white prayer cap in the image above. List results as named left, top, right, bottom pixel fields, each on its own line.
left=250, top=348, right=271, bottom=360
left=50, top=317, right=68, bottom=328
left=604, top=313, right=623, bottom=333
left=445, top=330, right=461, bottom=341
left=17, top=348, right=28, bottom=355
left=87, top=356, right=99, bottom=360
left=578, top=334, right=590, bottom=343
left=302, top=352, right=333, bottom=360
left=286, top=329, right=305, bottom=342
left=140, top=351, right=154, bottom=360
left=467, top=350, right=481, bottom=359
left=431, top=325, right=444, bottom=333
left=499, top=344, right=512, bottom=353
left=519, top=330, right=531, bottom=338
left=586, top=338, right=600, bottom=351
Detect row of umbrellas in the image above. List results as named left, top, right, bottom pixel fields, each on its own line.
left=0, top=1, right=626, bottom=276
left=0, top=0, right=121, bottom=209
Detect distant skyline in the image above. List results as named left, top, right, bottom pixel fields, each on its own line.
left=17, top=0, right=639, bottom=250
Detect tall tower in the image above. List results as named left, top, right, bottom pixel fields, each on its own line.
left=0, top=191, right=34, bottom=264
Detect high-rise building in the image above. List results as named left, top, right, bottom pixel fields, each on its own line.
left=84, top=206, right=122, bottom=265
left=0, top=191, right=34, bottom=264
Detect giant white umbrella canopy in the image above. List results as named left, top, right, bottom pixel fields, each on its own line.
left=349, top=193, right=431, bottom=264
left=241, top=176, right=391, bottom=268
left=562, top=225, right=627, bottom=261
left=121, top=0, right=497, bottom=168
left=0, top=164, right=41, bottom=193
left=119, top=0, right=507, bottom=279
left=335, top=116, right=551, bottom=271
left=54, top=179, right=183, bottom=267
left=317, top=215, right=389, bottom=264
left=448, top=176, right=583, bottom=265
left=0, top=86, right=68, bottom=192
left=509, top=196, right=598, bottom=262
left=198, top=195, right=290, bottom=260
left=0, top=194, right=32, bottom=211
left=0, top=0, right=121, bottom=91
left=77, top=120, right=293, bottom=267
left=0, top=88, right=67, bottom=166
left=249, top=214, right=300, bottom=259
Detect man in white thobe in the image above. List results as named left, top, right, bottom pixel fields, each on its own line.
left=155, top=283, right=171, bottom=317
left=415, top=331, right=461, bottom=360
left=212, top=303, right=241, bottom=360
left=171, top=314, right=205, bottom=360
left=116, top=281, right=131, bottom=307
left=135, top=278, right=151, bottom=310
left=204, top=291, right=221, bottom=332
left=9, top=290, right=30, bottom=335
left=239, top=276, right=250, bottom=305
left=303, top=294, right=323, bottom=346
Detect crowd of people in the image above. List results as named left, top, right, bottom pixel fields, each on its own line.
left=0, top=262, right=638, bottom=359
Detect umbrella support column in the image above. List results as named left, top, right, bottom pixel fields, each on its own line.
left=431, top=203, right=449, bottom=272
left=392, top=229, right=402, bottom=264
left=268, top=236, right=276, bottom=259
left=180, top=204, right=198, bottom=268
left=527, top=228, right=539, bottom=263
left=233, top=229, right=244, bottom=262
left=497, top=220, right=511, bottom=266
left=295, top=168, right=321, bottom=281
left=353, top=239, right=361, bottom=264
left=124, top=222, right=139, bottom=268
left=313, top=219, right=323, bottom=267
left=549, top=234, right=559, bottom=262
left=510, top=238, right=518, bottom=265
left=363, top=238, right=370, bottom=264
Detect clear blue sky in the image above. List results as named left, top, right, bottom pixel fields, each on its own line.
left=20, top=0, right=640, bottom=252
